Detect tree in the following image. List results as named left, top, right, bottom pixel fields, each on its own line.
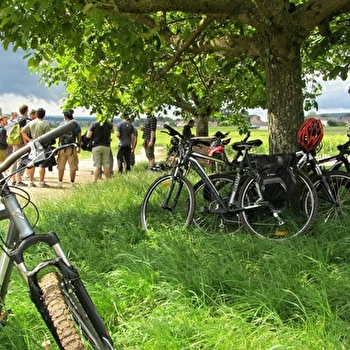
left=0, top=1, right=349, bottom=153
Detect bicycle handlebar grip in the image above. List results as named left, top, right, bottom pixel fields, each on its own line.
left=37, top=120, right=78, bottom=146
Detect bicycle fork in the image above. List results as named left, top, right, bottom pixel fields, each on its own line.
left=11, top=231, right=112, bottom=347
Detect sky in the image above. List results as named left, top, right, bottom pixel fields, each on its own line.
left=0, top=46, right=349, bottom=118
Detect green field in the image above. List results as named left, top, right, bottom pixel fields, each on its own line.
left=150, top=125, right=350, bottom=158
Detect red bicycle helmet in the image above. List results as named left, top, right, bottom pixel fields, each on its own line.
left=297, top=118, right=324, bottom=153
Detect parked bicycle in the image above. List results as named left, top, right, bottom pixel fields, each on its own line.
left=0, top=120, right=114, bottom=349
left=296, top=118, right=350, bottom=223
left=141, top=125, right=318, bottom=239
left=207, top=131, right=231, bottom=173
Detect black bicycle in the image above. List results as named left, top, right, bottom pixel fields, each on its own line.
left=0, top=121, right=114, bottom=349
left=296, top=140, right=350, bottom=224
left=141, top=125, right=318, bottom=239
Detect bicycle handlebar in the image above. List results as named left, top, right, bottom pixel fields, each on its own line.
left=164, top=124, right=184, bottom=139
left=0, top=120, right=78, bottom=174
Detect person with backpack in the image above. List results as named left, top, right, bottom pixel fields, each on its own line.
left=116, top=113, right=136, bottom=173
left=21, top=107, right=51, bottom=187
left=86, top=116, right=113, bottom=182
left=56, top=110, right=82, bottom=188
left=9, top=104, right=29, bottom=186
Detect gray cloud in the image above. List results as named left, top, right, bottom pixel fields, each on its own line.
left=0, top=46, right=64, bottom=101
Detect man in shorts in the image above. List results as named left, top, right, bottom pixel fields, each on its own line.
left=56, top=110, right=82, bottom=188
left=86, top=117, right=113, bottom=182
left=20, top=108, right=51, bottom=187
left=141, top=108, right=157, bottom=170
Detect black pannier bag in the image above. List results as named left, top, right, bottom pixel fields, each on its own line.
left=255, top=153, right=297, bottom=203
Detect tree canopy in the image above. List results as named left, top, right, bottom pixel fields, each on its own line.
left=0, top=0, right=349, bottom=152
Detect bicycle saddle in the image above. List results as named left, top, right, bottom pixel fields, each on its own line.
left=231, top=139, right=263, bottom=151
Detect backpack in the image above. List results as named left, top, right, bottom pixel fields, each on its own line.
left=59, top=129, right=75, bottom=145
left=7, top=118, right=26, bottom=146
left=81, top=131, right=93, bottom=151
left=256, top=153, right=297, bottom=203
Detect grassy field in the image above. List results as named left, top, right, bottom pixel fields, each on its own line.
left=151, top=124, right=350, bottom=159
left=1, top=146, right=350, bottom=348
left=79, top=124, right=350, bottom=163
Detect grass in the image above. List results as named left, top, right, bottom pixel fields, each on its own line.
left=1, top=161, right=350, bottom=349
left=1, top=128, right=350, bottom=349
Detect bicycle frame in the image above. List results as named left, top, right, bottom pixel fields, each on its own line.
left=296, top=150, right=339, bottom=205
left=320, top=141, right=350, bottom=171
left=169, top=139, right=264, bottom=216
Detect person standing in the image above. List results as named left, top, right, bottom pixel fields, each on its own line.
left=56, top=110, right=82, bottom=188
left=141, top=108, right=157, bottom=170
left=182, top=119, right=195, bottom=141
left=86, top=116, right=113, bottom=182
left=116, top=113, right=136, bottom=173
left=130, top=125, right=138, bottom=168
left=21, top=107, right=51, bottom=187
left=0, top=115, right=8, bottom=165
left=11, top=104, right=29, bottom=186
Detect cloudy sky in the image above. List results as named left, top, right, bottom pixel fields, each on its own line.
left=0, top=45, right=349, bottom=117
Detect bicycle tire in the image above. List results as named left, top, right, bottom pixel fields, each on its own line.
left=193, top=174, right=241, bottom=234
left=312, top=170, right=350, bottom=223
left=141, top=174, right=196, bottom=231
left=239, top=171, right=318, bottom=239
left=41, top=272, right=113, bottom=350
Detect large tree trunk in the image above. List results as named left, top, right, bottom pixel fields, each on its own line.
left=195, top=114, right=209, bottom=136
left=263, top=36, right=305, bottom=154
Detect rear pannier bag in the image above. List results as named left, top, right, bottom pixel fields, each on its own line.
left=256, top=153, right=297, bottom=203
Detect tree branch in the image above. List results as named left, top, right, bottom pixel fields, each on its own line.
left=151, top=15, right=216, bottom=80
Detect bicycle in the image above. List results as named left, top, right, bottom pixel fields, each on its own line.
left=296, top=145, right=350, bottom=223
left=141, top=125, right=318, bottom=239
left=0, top=120, right=114, bottom=349
left=207, top=130, right=231, bottom=173
left=296, top=119, right=350, bottom=224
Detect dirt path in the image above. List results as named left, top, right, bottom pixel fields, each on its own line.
left=17, top=147, right=165, bottom=200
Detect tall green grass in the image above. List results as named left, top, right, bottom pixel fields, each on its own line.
left=1, top=162, right=350, bottom=349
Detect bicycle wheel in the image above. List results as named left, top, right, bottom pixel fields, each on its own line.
left=193, top=174, right=241, bottom=234
left=41, top=272, right=114, bottom=350
left=239, top=171, right=318, bottom=239
left=141, top=174, right=196, bottom=231
left=312, top=170, right=350, bottom=223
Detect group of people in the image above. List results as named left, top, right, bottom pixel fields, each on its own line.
left=0, top=104, right=196, bottom=187
left=85, top=108, right=158, bottom=179
left=0, top=104, right=82, bottom=188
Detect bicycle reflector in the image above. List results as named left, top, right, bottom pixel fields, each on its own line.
left=297, top=118, right=324, bottom=152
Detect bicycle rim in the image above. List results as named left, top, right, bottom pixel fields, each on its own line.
left=239, top=172, right=318, bottom=239
left=313, top=171, right=350, bottom=223
left=41, top=272, right=113, bottom=350
left=141, top=174, right=195, bottom=231
left=193, top=174, right=241, bottom=234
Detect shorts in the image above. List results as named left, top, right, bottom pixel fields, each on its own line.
left=56, top=147, right=79, bottom=171
left=143, top=139, right=155, bottom=160
left=92, top=145, right=111, bottom=168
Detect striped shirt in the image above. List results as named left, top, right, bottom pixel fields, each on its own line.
left=142, top=116, right=157, bottom=142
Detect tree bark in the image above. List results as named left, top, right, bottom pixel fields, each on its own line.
left=196, top=114, right=209, bottom=136
left=262, top=36, right=304, bottom=154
